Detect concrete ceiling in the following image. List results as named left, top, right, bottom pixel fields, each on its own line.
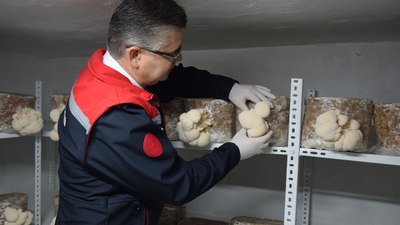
left=0, top=0, right=399, bottom=58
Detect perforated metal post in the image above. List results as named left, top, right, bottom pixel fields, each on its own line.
left=34, top=81, right=42, bottom=225
left=300, top=89, right=316, bottom=225
left=301, top=159, right=312, bottom=225
left=46, top=141, right=56, bottom=190
left=284, top=79, right=303, bottom=225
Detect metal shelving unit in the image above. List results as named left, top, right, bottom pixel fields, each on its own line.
left=7, top=79, right=400, bottom=225
left=282, top=78, right=400, bottom=225
left=172, top=77, right=400, bottom=224
left=0, top=81, right=42, bottom=225
left=169, top=78, right=398, bottom=224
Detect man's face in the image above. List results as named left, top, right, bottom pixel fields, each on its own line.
left=137, top=28, right=183, bottom=86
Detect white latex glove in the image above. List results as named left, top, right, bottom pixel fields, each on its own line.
left=229, top=128, right=273, bottom=160
left=228, top=83, right=276, bottom=111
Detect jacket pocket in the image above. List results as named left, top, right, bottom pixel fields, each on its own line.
left=107, top=196, right=146, bottom=225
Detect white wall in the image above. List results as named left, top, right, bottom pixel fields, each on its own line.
left=181, top=41, right=400, bottom=103
left=0, top=52, right=84, bottom=116
left=1, top=41, right=400, bottom=224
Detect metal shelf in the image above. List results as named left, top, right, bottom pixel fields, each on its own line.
left=171, top=141, right=289, bottom=156
left=0, top=133, right=22, bottom=139
left=264, top=147, right=290, bottom=156
left=300, top=148, right=400, bottom=166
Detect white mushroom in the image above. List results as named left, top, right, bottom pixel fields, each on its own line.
left=316, top=110, right=337, bottom=124
left=4, top=207, right=32, bottom=225
left=347, top=119, right=360, bottom=130
left=334, top=134, right=345, bottom=149
left=197, top=132, right=211, bottom=147
left=181, top=118, right=194, bottom=131
left=337, top=114, right=349, bottom=126
left=342, top=130, right=363, bottom=151
left=49, top=104, right=66, bottom=141
left=50, top=108, right=62, bottom=122
left=238, top=110, right=263, bottom=129
left=49, top=129, right=60, bottom=141
left=177, top=108, right=212, bottom=147
left=315, top=109, right=364, bottom=151
left=315, top=110, right=342, bottom=142
left=4, top=207, right=19, bottom=223
left=238, top=101, right=272, bottom=138
left=12, top=107, right=43, bottom=135
left=50, top=216, right=57, bottom=225
left=247, top=121, right=269, bottom=138
left=254, top=101, right=270, bottom=119
left=186, top=109, right=202, bottom=123
left=182, top=129, right=200, bottom=143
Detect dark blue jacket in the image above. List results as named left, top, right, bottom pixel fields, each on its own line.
left=56, top=49, right=240, bottom=225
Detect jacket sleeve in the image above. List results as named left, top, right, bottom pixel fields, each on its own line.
left=85, top=104, right=240, bottom=205
left=145, top=64, right=238, bottom=103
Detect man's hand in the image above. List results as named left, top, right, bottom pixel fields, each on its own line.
left=229, top=128, right=273, bottom=160
left=228, top=83, right=276, bottom=111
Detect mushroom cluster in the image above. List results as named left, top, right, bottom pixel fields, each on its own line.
left=3, top=207, right=33, bottom=225
left=315, top=109, right=363, bottom=151
left=11, top=107, right=43, bottom=135
left=49, top=103, right=66, bottom=141
left=177, top=108, right=212, bottom=147
left=238, top=101, right=271, bottom=137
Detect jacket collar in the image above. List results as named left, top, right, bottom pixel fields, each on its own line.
left=88, top=48, right=154, bottom=101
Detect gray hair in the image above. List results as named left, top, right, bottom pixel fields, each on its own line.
left=107, top=0, right=187, bottom=59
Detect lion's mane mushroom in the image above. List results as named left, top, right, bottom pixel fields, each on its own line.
left=12, top=107, right=43, bottom=135
left=177, top=108, right=212, bottom=147
left=315, top=109, right=363, bottom=151
left=238, top=101, right=271, bottom=138
left=49, top=103, right=66, bottom=141
left=4, top=207, right=33, bottom=225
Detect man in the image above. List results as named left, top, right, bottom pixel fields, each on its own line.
left=56, top=0, right=275, bottom=224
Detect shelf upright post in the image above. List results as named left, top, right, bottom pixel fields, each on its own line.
left=284, top=78, right=303, bottom=225
left=34, top=81, right=42, bottom=225
left=299, top=89, right=316, bottom=225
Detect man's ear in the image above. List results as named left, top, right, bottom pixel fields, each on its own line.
left=126, top=46, right=141, bottom=68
